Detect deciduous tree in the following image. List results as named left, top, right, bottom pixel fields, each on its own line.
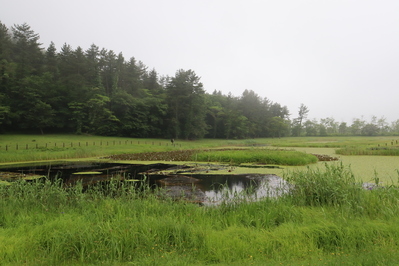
left=292, top=103, right=309, bottom=136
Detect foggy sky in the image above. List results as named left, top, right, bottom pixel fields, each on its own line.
left=2, top=0, right=399, bottom=123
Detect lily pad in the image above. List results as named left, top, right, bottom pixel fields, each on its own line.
left=23, top=175, right=46, bottom=180
left=72, top=171, right=102, bottom=175
left=0, top=172, right=46, bottom=181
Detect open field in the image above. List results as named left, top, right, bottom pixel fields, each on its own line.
left=2, top=135, right=399, bottom=264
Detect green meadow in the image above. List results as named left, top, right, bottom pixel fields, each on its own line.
left=1, top=135, right=399, bottom=265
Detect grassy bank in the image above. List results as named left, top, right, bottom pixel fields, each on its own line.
left=1, top=164, right=399, bottom=265
left=336, top=146, right=399, bottom=156
left=0, top=135, right=326, bottom=164
left=0, top=134, right=230, bottom=163
left=1, top=135, right=399, bottom=164
left=265, top=136, right=399, bottom=148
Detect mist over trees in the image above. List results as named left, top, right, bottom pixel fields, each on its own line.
left=1, top=22, right=399, bottom=138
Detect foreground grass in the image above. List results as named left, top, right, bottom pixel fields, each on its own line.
left=2, top=164, right=399, bottom=265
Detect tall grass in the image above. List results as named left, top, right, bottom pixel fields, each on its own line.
left=2, top=165, right=399, bottom=264
left=284, top=163, right=361, bottom=207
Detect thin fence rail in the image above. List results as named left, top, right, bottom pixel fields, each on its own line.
left=2, top=140, right=181, bottom=151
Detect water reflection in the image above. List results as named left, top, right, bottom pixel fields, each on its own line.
left=202, top=175, right=290, bottom=205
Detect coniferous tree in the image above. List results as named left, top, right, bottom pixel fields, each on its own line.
left=166, top=69, right=208, bottom=139
left=0, top=22, right=12, bottom=127
left=85, top=44, right=101, bottom=89
left=11, top=23, right=43, bottom=79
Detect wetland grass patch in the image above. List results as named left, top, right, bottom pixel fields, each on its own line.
left=285, top=163, right=361, bottom=207
left=336, top=146, right=399, bottom=156
left=193, top=149, right=318, bottom=166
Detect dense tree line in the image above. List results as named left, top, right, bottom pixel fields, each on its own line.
left=0, top=22, right=291, bottom=139
left=1, top=22, right=398, bottom=138
left=301, top=116, right=399, bottom=136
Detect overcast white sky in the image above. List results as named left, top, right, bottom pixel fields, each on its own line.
left=2, top=0, right=399, bottom=123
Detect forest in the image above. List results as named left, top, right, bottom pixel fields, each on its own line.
left=1, top=22, right=398, bottom=139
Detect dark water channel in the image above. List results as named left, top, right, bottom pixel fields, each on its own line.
left=0, top=162, right=289, bottom=205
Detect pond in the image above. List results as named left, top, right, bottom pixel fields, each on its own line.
left=0, top=161, right=290, bottom=205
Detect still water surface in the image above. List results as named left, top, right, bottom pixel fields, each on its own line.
left=0, top=161, right=289, bottom=205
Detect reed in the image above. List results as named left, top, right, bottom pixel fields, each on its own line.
left=284, top=162, right=361, bottom=207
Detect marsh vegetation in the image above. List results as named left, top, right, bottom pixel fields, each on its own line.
left=1, top=135, right=399, bottom=265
